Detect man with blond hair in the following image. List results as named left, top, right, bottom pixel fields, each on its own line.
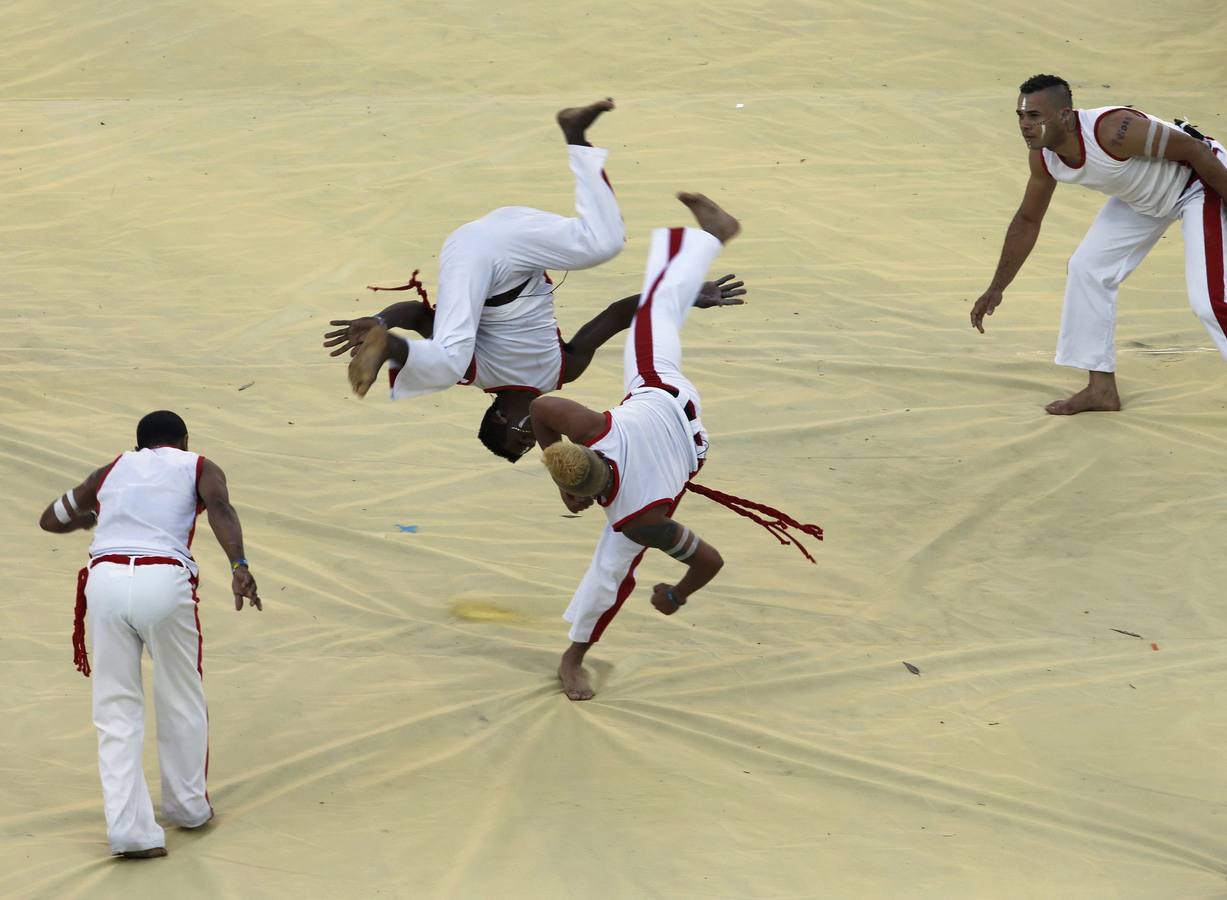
left=531, top=193, right=821, bottom=700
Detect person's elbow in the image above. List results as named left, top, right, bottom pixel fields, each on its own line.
left=38, top=508, right=58, bottom=532
left=1013, top=207, right=1043, bottom=229
left=1192, top=141, right=1223, bottom=173
left=438, top=354, right=470, bottom=385
left=205, top=500, right=238, bottom=524
left=698, top=544, right=724, bottom=577
left=529, top=395, right=557, bottom=424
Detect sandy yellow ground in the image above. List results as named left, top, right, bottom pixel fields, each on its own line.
left=3, top=1, right=1226, bottom=897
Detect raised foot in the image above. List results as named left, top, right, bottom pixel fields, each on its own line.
left=677, top=192, right=741, bottom=243
left=120, top=847, right=167, bottom=860
left=556, top=98, right=615, bottom=145
left=348, top=324, right=389, bottom=397
left=1045, top=386, right=1121, bottom=415
left=558, top=660, right=594, bottom=701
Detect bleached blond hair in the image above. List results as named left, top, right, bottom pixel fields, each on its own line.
left=542, top=442, right=609, bottom=497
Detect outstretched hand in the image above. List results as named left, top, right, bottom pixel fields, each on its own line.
left=323, top=317, right=381, bottom=357
left=232, top=567, right=262, bottom=611
left=695, top=274, right=746, bottom=309
left=970, top=289, right=1003, bottom=334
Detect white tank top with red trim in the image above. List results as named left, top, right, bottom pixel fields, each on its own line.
left=587, top=387, right=700, bottom=532
left=89, top=447, right=203, bottom=572
left=1041, top=107, right=1193, bottom=218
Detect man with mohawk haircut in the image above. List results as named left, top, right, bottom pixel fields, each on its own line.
left=972, top=74, right=1227, bottom=414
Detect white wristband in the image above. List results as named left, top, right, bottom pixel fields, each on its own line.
left=53, top=497, right=72, bottom=524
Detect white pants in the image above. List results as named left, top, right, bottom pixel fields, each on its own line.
left=564, top=226, right=722, bottom=643
left=1056, top=162, right=1227, bottom=373
left=389, top=144, right=625, bottom=399
left=86, top=559, right=211, bottom=854
left=489, top=144, right=626, bottom=273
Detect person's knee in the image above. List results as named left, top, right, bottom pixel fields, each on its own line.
left=586, top=222, right=625, bottom=263
left=1067, top=247, right=1114, bottom=287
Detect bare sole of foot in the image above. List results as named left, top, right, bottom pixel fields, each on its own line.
left=677, top=192, right=741, bottom=243
left=558, top=662, right=595, bottom=701
left=556, top=98, right=615, bottom=144
left=119, top=847, right=167, bottom=859
left=348, top=324, right=389, bottom=397
left=1045, top=387, right=1121, bottom=415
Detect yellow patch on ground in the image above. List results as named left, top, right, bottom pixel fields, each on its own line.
left=449, top=599, right=525, bottom=623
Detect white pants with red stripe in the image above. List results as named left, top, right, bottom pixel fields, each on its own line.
left=1056, top=159, right=1227, bottom=373
left=564, top=226, right=722, bottom=643
left=86, top=559, right=211, bottom=853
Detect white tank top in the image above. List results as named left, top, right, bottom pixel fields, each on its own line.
left=1041, top=106, right=1195, bottom=218
left=586, top=387, right=702, bottom=531
left=89, top=447, right=203, bottom=572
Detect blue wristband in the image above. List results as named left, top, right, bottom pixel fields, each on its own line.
left=231, top=558, right=249, bottom=572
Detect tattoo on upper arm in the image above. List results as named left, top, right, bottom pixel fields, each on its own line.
left=624, top=521, right=701, bottom=561
left=1109, top=115, right=1132, bottom=148
left=625, top=521, right=679, bottom=550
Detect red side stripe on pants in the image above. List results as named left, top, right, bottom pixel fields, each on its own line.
left=1204, top=189, right=1227, bottom=338
left=589, top=489, right=686, bottom=643
left=193, top=595, right=212, bottom=810
left=589, top=548, right=647, bottom=643
left=633, top=228, right=685, bottom=389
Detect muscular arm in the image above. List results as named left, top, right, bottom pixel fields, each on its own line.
left=622, top=508, right=724, bottom=610
left=376, top=301, right=435, bottom=337
left=38, top=464, right=109, bottom=533
left=562, top=277, right=747, bottom=384
left=529, top=395, right=607, bottom=448
left=561, top=294, right=640, bottom=384
left=197, top=459, right=261, bottom=610
left=1100, top=108, right=1227, bottom=200
left=971, top=151, right=1056, bottom=332
left=323, top=299, right=434, bottom=359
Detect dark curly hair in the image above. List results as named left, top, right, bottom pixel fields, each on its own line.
left=477, top=399, right=521, bottom=463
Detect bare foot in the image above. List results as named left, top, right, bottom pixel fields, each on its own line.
left=119, top=847, right=167, bottom=859
left=558, top=645, right=595, bottom=701
left=677, top=192, right=741, bottom=243
left=348, top=324, right=389, bottom=397
left=1045, top=385, right=1121, bottom=415
left=556, top=98, right=615, bottom=146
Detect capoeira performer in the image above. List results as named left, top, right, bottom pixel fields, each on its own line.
left=38, top=411, right=260, bottom=859
left=327, top=272, right=746, bottom=461
left=325, top=98, right=646, bottom=462
left=530, top=193, right=823, bottom=700
left=971, top=74, right=1227, bottom=414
